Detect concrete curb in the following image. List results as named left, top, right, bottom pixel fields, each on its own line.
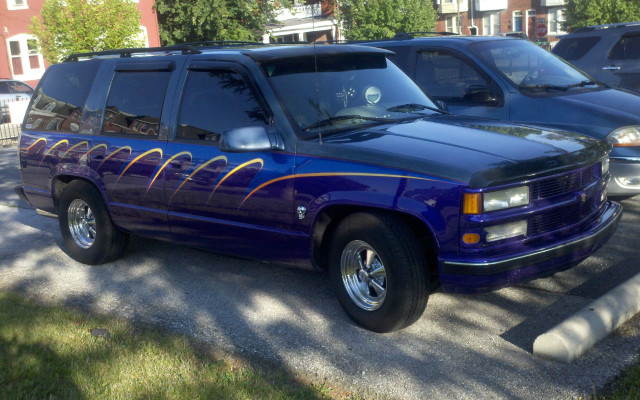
left=533, top=272, right=640, bottom=363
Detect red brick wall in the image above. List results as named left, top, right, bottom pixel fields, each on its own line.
left=433, top=0, right=564, bottom=44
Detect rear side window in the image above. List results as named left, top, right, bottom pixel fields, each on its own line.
left=102, top=70, right=171, bottom=136
left=552, top=36, right=600, bottom=60
left=609, top=34, right=640, bottom=60
left=26, top=61, right=100, bottom=132
left=176, top=69, right=268, bottom=142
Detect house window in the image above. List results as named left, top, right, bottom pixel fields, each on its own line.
left=6, top=34, right=45, bottom=81
left=7, top=0, right=28, bottom=10
left=138, top=26, right=149, bottom=47
left=526, top=9, right=536, bottom=38
left=513, top=11, right=523, bottom=32
left=445, top=16, right=457, bottom=34
left=548, top=8, right=567, bottom=35
left=483, top=12, right=501, bottom=36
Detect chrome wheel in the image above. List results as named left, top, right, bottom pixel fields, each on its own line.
left=67, top=199, right=96, bottom=249
left=341, top=240, right=387, bottom=311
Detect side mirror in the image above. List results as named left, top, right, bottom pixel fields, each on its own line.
left=219, top=126, right=283, bottom=153
left=463, top=85, right=499, bottom=106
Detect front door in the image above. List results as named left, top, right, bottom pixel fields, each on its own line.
left=163, top=62, right=297, bottom=264
left=414, top=48, right=509, bottom=120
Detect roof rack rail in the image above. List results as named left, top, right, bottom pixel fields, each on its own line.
left=180, top=40, right=266, bottom=47
left=64, top=44, right=201, bottom=62
left=393, top=31, right=459, bottom=40
left=572, top=21, right=640, bottom=33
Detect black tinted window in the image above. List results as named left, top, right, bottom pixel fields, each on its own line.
left=609, top=34, right=640, bottom=60
left=177, top=69, right=267, bottom=142
left=553, top=36, right=600, bottom=60
left=416, top=51, right=495, bottom=102
left=103, top=70, right=171, bottom=136
left=26, top=61, right=99, bottom=132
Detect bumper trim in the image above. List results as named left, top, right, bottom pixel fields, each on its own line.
left=441, top=201, right=622, bottom=276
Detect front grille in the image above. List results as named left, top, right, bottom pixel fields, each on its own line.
left=529, top=195, right=600, bottom=236
left=531, top=164, right=600, bottom=199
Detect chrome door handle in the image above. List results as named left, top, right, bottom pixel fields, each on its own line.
left=602, top=66, right=621, bottom=71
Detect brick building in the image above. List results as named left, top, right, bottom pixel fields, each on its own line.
left=0, top=0, right=161, bottom=87
left=433, top=0, right=567, bottom=45
left=268, top=0, right=567, bottom=47
left=265, top=0, right=340, bottom=43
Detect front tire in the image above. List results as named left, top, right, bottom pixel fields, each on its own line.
left=329, top=212, right=429, bottom=333
left=58, top=180, right=128, bottom=265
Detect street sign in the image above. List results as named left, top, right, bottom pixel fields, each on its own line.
left=536, top=23, right=547, bottom=37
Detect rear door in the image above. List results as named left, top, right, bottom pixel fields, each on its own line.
left=89, top=60, right=179, bottom=239
left=599, top=31, right=640, bottom=91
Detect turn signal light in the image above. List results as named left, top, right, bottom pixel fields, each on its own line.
left=462, top=233, right=480, bottom=244
left=463, top=193, right=482, bottom=214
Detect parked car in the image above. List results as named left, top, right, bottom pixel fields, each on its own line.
left=0, top=78, right=33, bottom=123
left=0, top=78, right=34, bottom=101
left=552, top=22, right=640, bottom=93
left=359, top=35, right=640, bottom=198
left=16, top=44, right=620, bottom=332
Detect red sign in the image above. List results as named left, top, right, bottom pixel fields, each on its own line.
left=536, top=23, right=548, bottom=37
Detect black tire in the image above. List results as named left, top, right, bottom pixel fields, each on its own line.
left=58, top=180, right=128, bottom=265
left=329, top=211, right=429, bottom=333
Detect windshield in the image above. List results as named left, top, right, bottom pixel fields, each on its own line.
left=470, top=40, right=600, bottom=91
left=262, top=53, right=441, bottom=138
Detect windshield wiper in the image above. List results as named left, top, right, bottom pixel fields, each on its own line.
left=302, top=115, right=391, bottom=131
left=386, top=103, right=447, bottom=114
left=519, top=80, right=598, bottom=91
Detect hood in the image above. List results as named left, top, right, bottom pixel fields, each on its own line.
left=510, top=88, right=640, bottom=139
left=298, top=115, right=608, bottom=188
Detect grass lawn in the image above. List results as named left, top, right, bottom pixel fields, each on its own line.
left=0, top=292, right=358, bottom=400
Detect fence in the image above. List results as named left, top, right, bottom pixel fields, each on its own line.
left=0, top=98, right=29, bottom=146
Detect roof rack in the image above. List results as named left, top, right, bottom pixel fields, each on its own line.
left=180, top=40, right=266, bottom=48
left=64, top=44, right=201, bottom=62
left=393, top=31, right=459, bottom=40
left=572, top=21, right=640, bottom=33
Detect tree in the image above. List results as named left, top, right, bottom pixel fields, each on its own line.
left=154, top=0, right=288, bottom=45
left=29, top=0, right=144, bottom=63
left=338, top=0, right=438, bottom=40
left=564, top=0, right=640, bottom=31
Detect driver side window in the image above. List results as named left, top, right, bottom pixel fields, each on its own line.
left=416, top=50, right=499, bottom=106
left=177, top=69, right=268, bottom=143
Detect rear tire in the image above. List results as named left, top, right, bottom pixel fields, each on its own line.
left=329, top=211, right=429, bottom=332
left=58, top=180, right=128, bottom=265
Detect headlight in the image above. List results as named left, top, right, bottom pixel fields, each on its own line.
left=483, top=186, right=530, bottom=212
left=484, top=221, right=528, bottom=242
left=602, top=157, right=610, bottom=176
left=608, top=126, right=640, bottom=147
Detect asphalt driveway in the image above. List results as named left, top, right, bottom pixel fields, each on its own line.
left=1, top=146, right=639, bottom=399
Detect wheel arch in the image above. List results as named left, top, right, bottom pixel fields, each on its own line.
left=52, top=174, right=107, bottom=213
left=311, top=205, right=439, bottom=282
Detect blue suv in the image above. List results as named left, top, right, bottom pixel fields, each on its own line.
left=16, top=43, right=620, bottom=332
left=360, top=35, right=640, bottom=198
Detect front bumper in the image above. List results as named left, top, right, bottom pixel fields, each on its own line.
left=439, top=200, right=622, bottom=294
left=608, top=157, right=640, bottom=197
